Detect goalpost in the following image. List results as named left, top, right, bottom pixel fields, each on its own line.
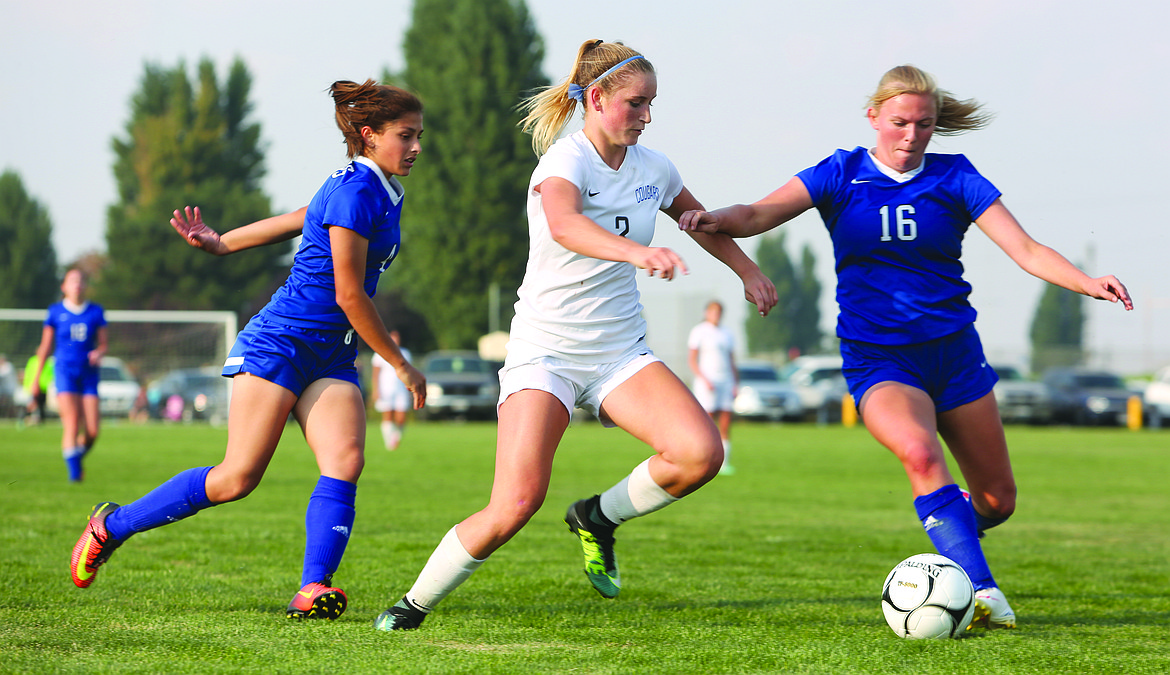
left=0, top=308, right=237, bottom=417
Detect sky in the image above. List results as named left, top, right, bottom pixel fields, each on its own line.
left=2, top=0, right=1167, bottom=375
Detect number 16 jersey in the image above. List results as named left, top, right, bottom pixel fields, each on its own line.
left=798, top=146, right=1001, bottom=346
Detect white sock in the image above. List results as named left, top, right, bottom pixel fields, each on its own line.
left=380, top=421, right=398, bottom=449
left=599, top=458, right=678, bottom=525
left=405, top=526, right=486, bottom=612
left=721, top=439, right=732, bottom=467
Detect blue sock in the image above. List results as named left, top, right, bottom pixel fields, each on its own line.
left=64, top=446, right=84, bottom=482
left=301, top=476, right=357, bottom=587
left=914, top=484, right=997, bottom=590
left=105, top=467, right=215, bottom=542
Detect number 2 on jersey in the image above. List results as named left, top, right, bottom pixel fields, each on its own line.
left=879, top=205, right=917, bottom=242
left=614, top=216, right=630, bottom=238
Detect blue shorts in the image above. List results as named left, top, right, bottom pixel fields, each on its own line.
left=840, top=324, right=997, bottom=413
left=222, top=316, right=359, bottom=397
left=55, top=362, right=99, bottom=396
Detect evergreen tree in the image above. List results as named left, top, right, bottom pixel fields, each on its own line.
left=100, top=58, right=284, bottom=314
left=1029, top=282, right=1084, bottom=374
left=0, top=169, right=60, bottom=357
left=387, top=0, right=548, bottom=348
left=745, top=231, right=822, bottom=357
left=0, top=170, right=59, bottom=309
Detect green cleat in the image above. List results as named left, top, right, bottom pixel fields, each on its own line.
left=565, top=496, right=620, bottom=599
left=373, top=596, right=427, bottom=631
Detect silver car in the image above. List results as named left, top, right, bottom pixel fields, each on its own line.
left=733, top=361, right=803, bottom=421
left=420, top=351, right=501, bottom=420
left=991, top=364, right=1051, bottom=425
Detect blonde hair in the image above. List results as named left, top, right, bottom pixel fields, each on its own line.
left=867, top=65, right=992, bottom=136
left=330, top=80, right=423, bottom=158
left=518, top=40, right=655, bottom=155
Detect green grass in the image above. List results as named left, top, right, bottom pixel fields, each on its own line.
left=1, top=419, right=1167, bottom=674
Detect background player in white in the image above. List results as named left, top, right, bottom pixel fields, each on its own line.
left=374, top=39, right=777, bottom=631
left=68, top=80, right=427, bottom=622
left=370, top=329, right=412, bottom=450
left=687, top=300, right=738, bottom=475
left=680, top=64, right=1133, bottom=630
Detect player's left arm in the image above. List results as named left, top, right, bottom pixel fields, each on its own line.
left=976, top=199, right=1133, bottom=310
left=89, top=326, right=109, bottom=367
left=665, top=188, right=778, bottom=317
left=329, top=226, right=426, bottom=409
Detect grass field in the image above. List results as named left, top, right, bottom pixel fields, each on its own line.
left=1, top=418, right=1167, bottom=674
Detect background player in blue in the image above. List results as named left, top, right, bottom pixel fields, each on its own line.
left=374, top=40, right=777, bottom=631
left=69, top=80, right=428, bottom=621
left=30, top=267, right=107, bottom=482
left=680, top=64, right=1133, bottom=631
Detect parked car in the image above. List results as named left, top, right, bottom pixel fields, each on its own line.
left=44, top=356, right=141, bottom=418
left=1043, top=367, right=1137, bottom=426
left=780, top=355, right=847, bottom=419
left=1143, top=366, right=1170, bottom=426
left=420, top=351, right=500, bottom=420
left=146, top=367, right=230, bottom=424
left=732, top=361, right=803, bottom=421
left=991, top=364, right=1051, bottom=424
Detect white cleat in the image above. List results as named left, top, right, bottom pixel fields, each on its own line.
left=969, top=587, right=1016, bottom=629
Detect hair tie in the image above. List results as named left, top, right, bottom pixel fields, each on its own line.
left=566, top=55, right=645, bottom=104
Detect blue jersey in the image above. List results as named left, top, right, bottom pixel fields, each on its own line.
left=259, top=157, right=404, bottom=330
left=797, top=147, right=1001, bottom=345
left=44, top=301, right=106, bottom=369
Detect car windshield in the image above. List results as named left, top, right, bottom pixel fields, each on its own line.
left=427, top=357, right=490, bottom=374
left=100, top=366, right=131, bottom=381
left=739, top=366, right=778, bottom=382
left=1074, top=374, right=1125, bottom=389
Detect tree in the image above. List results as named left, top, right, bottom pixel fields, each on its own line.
left=0, top=170, right=60, bottom=358
left=386, top=0, right=548, bottom=348
left=745, top=231, right=822, bottom=358
left=1029, top=282, right=1084, bottom=374
left=0, top=170, right=59, bottom=309
left=99, top=58, right=285, bottom=315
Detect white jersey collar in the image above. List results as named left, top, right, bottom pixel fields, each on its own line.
left=355, top=156, right=404, bottom=205
left=62, top=299, right=89, bottom=314
left=867, top=149, right=925, bottom=183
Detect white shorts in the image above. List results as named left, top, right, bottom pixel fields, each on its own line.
left=374, top=387, right=412, bottom=413
left=498, top=340, right=662, bottom=428
left=693, top=378, right=735, bottom=413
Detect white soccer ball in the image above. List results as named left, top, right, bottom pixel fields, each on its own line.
left=881, top=553, right=975, bottom=639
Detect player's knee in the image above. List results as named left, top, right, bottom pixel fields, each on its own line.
left=897, top=440, right=946, bottom=480
left=659, top=433, right=722, bottom=489
left=487, top=495, right=544, bottom=538
left=983, top=485, right=1016, bottom=520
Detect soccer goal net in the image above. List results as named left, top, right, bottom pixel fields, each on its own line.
left=0, top=308, right=236, bottom=415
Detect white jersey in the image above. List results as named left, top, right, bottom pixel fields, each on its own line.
left=688, top=321, right=735, bottom=383
left=509, top=130, right=684, bottom=364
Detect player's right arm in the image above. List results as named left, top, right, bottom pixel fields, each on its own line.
left=678, top=176, right=814, bottom=238
left=540, top=177, right=687, bottom=280
left=170, top=206, right=307, bottom=255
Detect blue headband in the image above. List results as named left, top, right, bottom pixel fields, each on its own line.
left=567, top=55, right=646, bottom=104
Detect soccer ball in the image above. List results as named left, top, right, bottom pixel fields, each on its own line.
left=881, top=553, right=975, bottom=639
